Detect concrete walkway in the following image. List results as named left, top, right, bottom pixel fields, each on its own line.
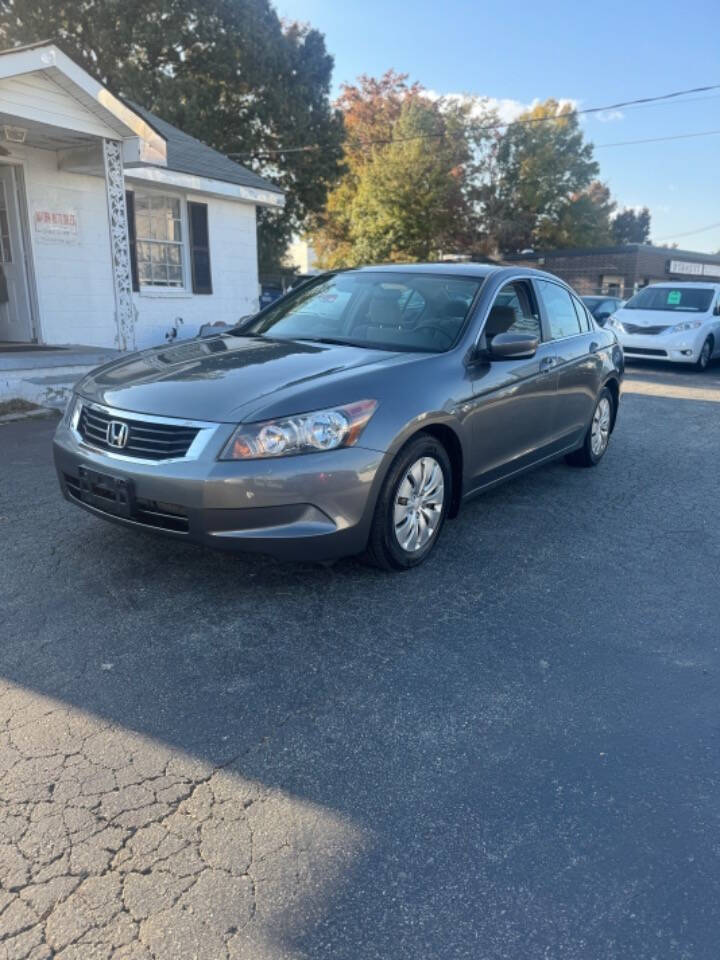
left=0, top=345, right=120, bottom=408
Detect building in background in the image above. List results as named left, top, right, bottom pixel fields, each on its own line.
left=505, top=244, right=720, bottom=299
left=0, top=41, right=283, bottom=351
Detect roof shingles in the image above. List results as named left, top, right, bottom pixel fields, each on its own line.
left=127, top=101, right=283, bottom=196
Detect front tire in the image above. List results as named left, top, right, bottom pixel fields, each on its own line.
left=365, top=434, right=451, bottom=571
left=695, top=336, right=713, bottom=371
left=565, top=387, right=614, bottom=468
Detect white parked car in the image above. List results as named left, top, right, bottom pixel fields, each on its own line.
left=608, top=282, right=720, bottom=370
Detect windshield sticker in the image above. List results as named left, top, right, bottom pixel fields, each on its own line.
left=667, top=290, right=682, bottom=305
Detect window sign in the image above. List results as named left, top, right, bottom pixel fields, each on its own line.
left=667, top=290, right=682, bottom=305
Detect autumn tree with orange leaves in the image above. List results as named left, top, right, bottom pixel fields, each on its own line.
left=310, top=71, right=497, bottom=267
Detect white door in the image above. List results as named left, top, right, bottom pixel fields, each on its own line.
left=0, top=165, right=33, bottom=342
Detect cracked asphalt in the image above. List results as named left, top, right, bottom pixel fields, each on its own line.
left=2, top=360, right=720, bottom=960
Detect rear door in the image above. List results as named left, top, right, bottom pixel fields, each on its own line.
left=535, top=279, right=602, bottom=448
left=465, top=279, right=559, bottom=489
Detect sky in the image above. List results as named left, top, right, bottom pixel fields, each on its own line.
left=275, top=0, right=720, bottom=252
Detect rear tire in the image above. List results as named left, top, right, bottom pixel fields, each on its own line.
left=364, top=434, right=451, bottom=571
left=565, top=387, right=614, bottom=468
left=695, top=336, right=713, bottom=371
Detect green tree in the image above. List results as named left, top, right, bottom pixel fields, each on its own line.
left=484, top=99, right=605, bottom=252
left=536, top=180, right=615, bottom=248
left=311, top=72, right=493, bottom=267
left=612, top=207, right=651, bottom=244
left=0, top=0, right=344, bottom=271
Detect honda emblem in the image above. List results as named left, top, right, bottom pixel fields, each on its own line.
left=106, top=420, right=129, bottom=449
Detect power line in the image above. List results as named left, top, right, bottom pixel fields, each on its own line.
left=228, top=81, right=720, bottom=158
left=654, top=220, right=720, bottom=243
left=606, top=91, right=720, bottom=115
left=595, top=128, right=720, bottom=148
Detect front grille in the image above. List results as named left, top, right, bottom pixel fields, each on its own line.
left=623, top=346, right=668, bottom=357
left=64, top=474, right=189, bottom=533
left=78, top=404, right=199, bottom=461
left=623, top=322, right=669, bottom=335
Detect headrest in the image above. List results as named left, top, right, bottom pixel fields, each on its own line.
left=485, top=304, right=516, bottom=336
left=444, top=298, right=469, bottom=318
left=368, top=295, right=401, bottom=327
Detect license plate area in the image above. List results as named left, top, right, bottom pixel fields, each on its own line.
left=77, top=466, right=134, bottom=519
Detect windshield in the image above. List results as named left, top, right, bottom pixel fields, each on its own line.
left=624, top=287, right=714, bottom=313
left=242, top=272, right=483, bottom=352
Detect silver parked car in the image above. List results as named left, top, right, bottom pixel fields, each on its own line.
left=54, top=264, right=623, bottom=569
left=607, top=282, right=720, bottom=369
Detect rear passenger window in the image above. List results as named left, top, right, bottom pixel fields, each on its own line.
left=537, top=281, right=582, bottom=339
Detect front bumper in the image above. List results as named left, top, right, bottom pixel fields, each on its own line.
left=53, top=413, right=386, bottom=562
left=619, top=330, right=703, bottom=363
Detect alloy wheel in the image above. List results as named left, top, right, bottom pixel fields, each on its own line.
left=393, top=456, right=445, bottom=553
left=699, top=340, right=711, bottom=369
left=590, top=397, right=611, bottom=457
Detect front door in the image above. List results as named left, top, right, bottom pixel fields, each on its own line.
left=0, top=165, right=33, bottom=342
left=465, top=279, right=559, bottom=491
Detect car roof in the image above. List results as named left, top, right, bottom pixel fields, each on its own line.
left=340, top=262, right=554, bottom=281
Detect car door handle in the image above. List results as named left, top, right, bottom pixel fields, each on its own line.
left=589, top=341, right=600, bottom=352
left=540, top=356, right=557, bottom=371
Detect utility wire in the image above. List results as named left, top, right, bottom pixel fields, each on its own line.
left=228, top=81, right=720, bottom=158
left=604, top=91, right=720, bottom=114
left=595, top=128, right=720, bottom=148
left=654, top=220, right=720, bottom=243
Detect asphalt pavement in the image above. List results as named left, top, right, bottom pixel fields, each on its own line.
left=1, top=360, right=720, bottom=960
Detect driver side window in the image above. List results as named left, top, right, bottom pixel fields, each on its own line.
left=484, top=281, right=542, bottom=342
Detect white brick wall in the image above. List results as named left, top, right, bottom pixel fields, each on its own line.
left=15, top=144, right=261, bottom=350
left=18, top=143, right=118, bottom=347
left=128, top=188, right=260, bottom=349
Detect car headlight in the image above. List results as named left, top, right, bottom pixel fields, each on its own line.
left=220, top=399, right=378, bottom=460
left=607, top=316, right=625, bottom=333
left=667, top=319, right=703, bottom=333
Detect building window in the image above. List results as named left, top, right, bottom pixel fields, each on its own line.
left=134, top=193, right=185, bottom=288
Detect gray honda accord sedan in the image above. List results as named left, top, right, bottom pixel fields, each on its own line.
left=53, top=264, right=623, bottom=569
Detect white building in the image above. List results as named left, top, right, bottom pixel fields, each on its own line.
left=0, top=41, right=284, bottom=353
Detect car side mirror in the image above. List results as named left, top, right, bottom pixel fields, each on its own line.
left=487, top=332, right=539, bottom=359
left=595, top=311, right=610, bottom=324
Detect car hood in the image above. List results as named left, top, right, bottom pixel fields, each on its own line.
left=76, top=335, right=410, bottom=422
left=615, top=308, right=683, bottom=327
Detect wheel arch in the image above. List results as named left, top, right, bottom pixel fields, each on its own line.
left=407, top=422, right=464, bottom=518
left=603, top=376, right=620, bottom=432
